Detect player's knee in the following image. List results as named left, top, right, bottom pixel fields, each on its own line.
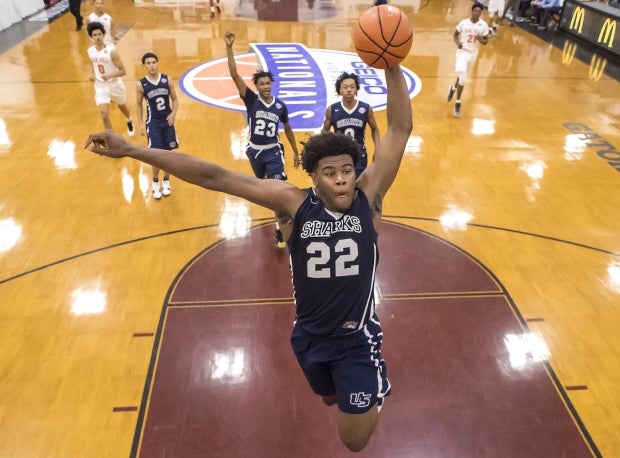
left=337, top=406, right=378, bottom=452
left=457, top=72, right=467, bottom=86
left=321, top=394, right=337, bottom=406
left=339, top=430, right=371, bottom=452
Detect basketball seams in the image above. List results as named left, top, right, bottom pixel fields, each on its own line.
left=353, top=5, right=413, bottom=69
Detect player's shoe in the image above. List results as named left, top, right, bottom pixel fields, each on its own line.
left=454, top=102, right=461, bottom=118
left=152, top=181, right=162, bottom=200
left=210, top=11, right=215, bottom=18
left=447, top=85, right=455, bottom=102
left=216, top=5, right=221, bottom=13
left=127, top=120, right=135, bottom=137
left=275, top=229, right=286, bottom=248
left=162, top=179, right=172, bottom=197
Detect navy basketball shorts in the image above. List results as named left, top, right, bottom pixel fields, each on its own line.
left=290, top=318, right=391, bottom=414
left=147, top=120, right=178, bottom=150
left=246, top=143, right=287, bottom=180
left=355, top=150, right=368, bottom=178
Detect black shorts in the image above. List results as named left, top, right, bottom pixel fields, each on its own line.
left=147, top=120, right=178, bottom=150
left=246, top=143, right=287, bottom=180
left=291, top=317, right=391, bottom=414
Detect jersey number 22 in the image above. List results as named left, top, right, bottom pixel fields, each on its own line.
left=306, top=239, right=359, bottom=278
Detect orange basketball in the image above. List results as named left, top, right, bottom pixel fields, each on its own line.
left=353, top=5, right=413, bottom=69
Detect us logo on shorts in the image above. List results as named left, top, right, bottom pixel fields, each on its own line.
left=350, top=392, right=372, bottom=408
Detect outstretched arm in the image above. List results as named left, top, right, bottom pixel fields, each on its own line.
left=225, top=31, right=248, bottom=97
left=84, top=131, right=306, bottom=216
left=357, top=65, right=412, bottom=225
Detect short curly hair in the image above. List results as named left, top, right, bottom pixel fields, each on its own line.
left=252, top=70, right=274, bottom=84
left=301, top=132, right=360, bottom=174
left=335, top=72, right=360, bottom=94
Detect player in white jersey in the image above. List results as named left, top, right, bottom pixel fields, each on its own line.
left=487, top=0, right=505, bottom=34
left=84, top=0, right=118, bottom=44
left=446, top=2, right=489, bottom=118
left=87, top=22, right=134, bottom=136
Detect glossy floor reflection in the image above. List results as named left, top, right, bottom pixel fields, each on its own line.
left=139, top=224, right=594, bottom=457
left=0, top=0, right=619, bottom=457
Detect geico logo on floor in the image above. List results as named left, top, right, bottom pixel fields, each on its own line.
left=180, top=43, right=421, bottom=131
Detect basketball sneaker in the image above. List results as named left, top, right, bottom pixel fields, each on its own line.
left=447, top=85, right=455, bottom=102
left=454, top=102, right=461, bottom=118
left=216, top=4, right=221, bottom=13
left=162, top=179, right=172, bottom=196
left=127, top=120, right=135, bottom=137
left=275, top=228, right=286, bottom=248
left=152, top=180, right=162, bottom=200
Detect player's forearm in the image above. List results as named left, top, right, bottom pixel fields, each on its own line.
left=226, top=45, right=239, bottom=78
left=285, top=129, right=299, bottom=155
left=126, top=145, right=226, bottom=189
left=453, top=32, right=462, bottom=47
left=135, top=106, right=143, bottom=125
left=371, top=128, right=381, bottom=147
left=385, top=66, right=412, bottom=135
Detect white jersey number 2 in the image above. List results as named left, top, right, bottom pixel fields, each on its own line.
left=306, top=239, right=359, bottom=278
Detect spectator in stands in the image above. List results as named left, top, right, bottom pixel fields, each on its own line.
left=536, top=0, right=563, bottom=29
left=527, top=0, right=562, bottom=29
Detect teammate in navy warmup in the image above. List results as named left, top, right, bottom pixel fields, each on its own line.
left=136, top=52, right=179, bottom=200
left=322, top=72, right=380, bottom=177
left=224, top=31, right=300, bottom=248
left=84, top=64, right=412, bottom=452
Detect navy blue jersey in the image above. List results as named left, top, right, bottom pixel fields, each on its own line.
left=242, top=89, right=289, bottom=146
left=329, top=100, right=370, bottom=151
left=288, top=188, right=379, bottom=336
left=140, top=74, right=172, bottom=123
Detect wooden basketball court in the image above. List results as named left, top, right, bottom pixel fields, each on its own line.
left=0, top=0, right=619, bottom=456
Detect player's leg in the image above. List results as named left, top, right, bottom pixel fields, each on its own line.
left=291, top=328, right=337, bottom=404
left=354, top=146, right=368, bottom=178
left=110, top=80, right=135, bottom=136
left=94, top=82, right=113, bottom=129
left=337, top=405, right=379, bottom=452
left=331, top=319, right=390, bottom=452
left=69, top=0, right=83, bottom=30
left=452, top=51, right=472, bottom=117
left=147, top=122, right=167, bottom=199
left=264, top=145, right=287, bottom=247
left=97, top=103, right=113, bottom=130
left=488, top=0, right=504, bottom=33
left=448, top=49, right=467, bottom=103
left=160, top=123, right=179, bottom=196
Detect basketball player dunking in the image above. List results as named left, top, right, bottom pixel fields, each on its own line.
left=86, top=64, right=412, bottom=453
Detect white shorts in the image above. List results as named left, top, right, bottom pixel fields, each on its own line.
left=94, top=78, right=127, bottom=106
left=454, top=49, right=478, bottom=72
left=488, top=0, right=505, bottom=15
